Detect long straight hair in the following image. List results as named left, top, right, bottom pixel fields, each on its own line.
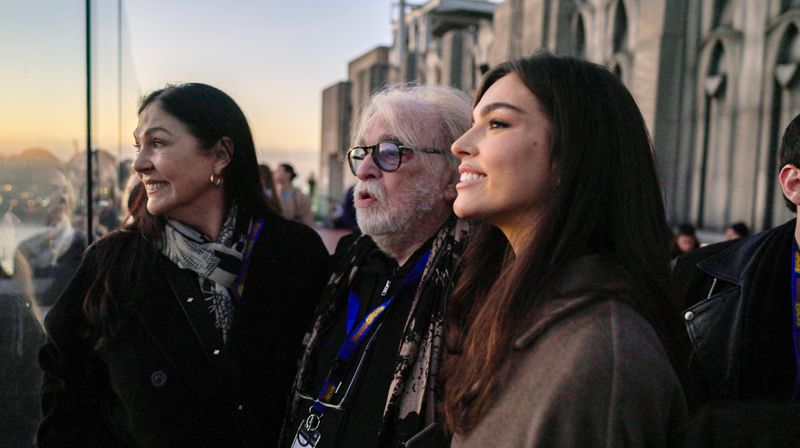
left=82, top=83, right=275, bottom=346
left=443, top=53, right=682, bottom=434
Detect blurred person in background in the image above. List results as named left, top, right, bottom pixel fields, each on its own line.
left=445, top=54, right=687, bottom=447
left=95, top=199, right=121, bottom=237
left=274, top=162, right=314, bottom=227
left=257, top=163, right=282, bottom=214
left=38, top=83, right=329, bottom=448
left=66, top=148, right=119, bottom=233
left=0, top=190, right=18, bottom=279
left=13, top=155, right=86, bottom=311
left=0, top=176, right=46, bottom=448
left=328, top=184, right=358, bottom=233
left=671, top=223, right=701, bottom=259
left=725, top=221, right=751, bottom=240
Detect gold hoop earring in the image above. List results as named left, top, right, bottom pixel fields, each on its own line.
left=209, top=173, right=223, bottom=187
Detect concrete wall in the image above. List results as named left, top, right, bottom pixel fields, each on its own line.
left=319, top=81, right=351, bottom=212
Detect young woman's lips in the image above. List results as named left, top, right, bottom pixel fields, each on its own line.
left=456, top=170, right=487, bottom=189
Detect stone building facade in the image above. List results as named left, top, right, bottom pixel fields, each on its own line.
left=319, top=81, right=351, bottom=212
left=318, top=47, right=389, bottom=213
left=320, top=0, right=800, bottom=233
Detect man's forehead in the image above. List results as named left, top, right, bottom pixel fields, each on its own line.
left=360, top=114, right=435, bottom=147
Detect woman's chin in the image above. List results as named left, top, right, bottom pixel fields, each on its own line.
left=145, top=202, right=167, bottom=218
left=453, top=205, right=479, bottom=221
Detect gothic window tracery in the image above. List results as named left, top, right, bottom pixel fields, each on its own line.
left=608, top=0, right=631, bottom=83
left=696, top=41, right=731, bottom=228
left=712, top=0, right=733, bottom=29
left=574, top=12, right=587, bottom=58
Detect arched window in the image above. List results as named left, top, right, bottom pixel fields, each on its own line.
left=712, top=0, right=733, bottom=29
left=777, top=23, right=800, bottom=63
left=708, top=41, right=726, bottom=76
left=574, top=13, right=586, bottom=58
left=781, top=0, right=800, bottom=14
left=696, top=41, right=731, bottom=228
left=609, top=0, right=630, bottom=82
left=612, top=63, right=623, bottom=78
left=612, top=0, right=628, bottom=53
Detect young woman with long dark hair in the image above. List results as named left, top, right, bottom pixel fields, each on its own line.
left=445, top=54, right=688, bottom=447
left=38, top=83, right=329, bottom=447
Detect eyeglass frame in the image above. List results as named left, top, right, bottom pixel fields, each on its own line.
left=294, top=322, right=384, bottom=411
left=346, top=140, right=444, bottom=176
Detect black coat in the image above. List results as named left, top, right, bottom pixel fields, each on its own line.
left=674, top=219, right=795, bottom=405
left=38, top=213, right=330, bottom=448
left=675, top=220, right=800, bottom=448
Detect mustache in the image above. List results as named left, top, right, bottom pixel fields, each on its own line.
left=354, top=180, right=387, bottom=203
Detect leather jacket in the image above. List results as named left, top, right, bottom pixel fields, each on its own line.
left=673, top=219, right=795, bottom=404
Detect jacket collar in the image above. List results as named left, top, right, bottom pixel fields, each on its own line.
left=513, top=253, right=632, bottom=350
left=696, top=219, right=796, bottom=286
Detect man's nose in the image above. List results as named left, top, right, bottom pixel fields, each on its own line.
left=356, top=152, right=382, bottom=181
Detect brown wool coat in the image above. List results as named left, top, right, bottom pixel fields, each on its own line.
left=452, top=255, right=688, bottom=448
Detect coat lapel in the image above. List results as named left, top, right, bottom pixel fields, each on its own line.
left=129, top=254, right=228, bottom=401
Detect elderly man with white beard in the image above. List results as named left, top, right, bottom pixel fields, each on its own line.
left=282, top=85, right=472, bottom=448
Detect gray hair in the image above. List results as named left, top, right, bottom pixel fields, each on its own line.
left=350, top=84, right=472, bottom=177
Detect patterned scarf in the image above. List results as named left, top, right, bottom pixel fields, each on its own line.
left=157, top=204, right=247, bottom=343
left=286, top=216, right=470, bottom=444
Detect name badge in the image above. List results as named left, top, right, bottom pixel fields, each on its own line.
left=291, top=417, right=322, bottom=448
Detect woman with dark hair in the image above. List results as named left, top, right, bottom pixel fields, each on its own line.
left=445, top=54, right=687, bottom=447
left=38, top=83, right=330, bottom=447
left=725, top=221, right=750, bottom=240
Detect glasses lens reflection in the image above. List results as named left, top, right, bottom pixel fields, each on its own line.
left=347, top=142, right=407, bottom=175
left=376, top=142, right=401, bottom=171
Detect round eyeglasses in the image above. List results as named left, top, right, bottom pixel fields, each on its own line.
left=346, top=141, right=444, bottom=175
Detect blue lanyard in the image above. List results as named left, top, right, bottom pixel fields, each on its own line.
left=311, top=249, right=431, bottom=414
left=230, top=217, right=265, bottom=301
left=791, top=242, right=800, bottom=399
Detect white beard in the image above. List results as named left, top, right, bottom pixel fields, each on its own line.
left=355, top=178, right=441, bottom=237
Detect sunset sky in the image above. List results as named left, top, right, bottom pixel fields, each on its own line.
left=0, top=0, right=394, bottom=179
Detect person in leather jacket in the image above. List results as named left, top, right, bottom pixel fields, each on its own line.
left=675, top=113, right=800, bottom=407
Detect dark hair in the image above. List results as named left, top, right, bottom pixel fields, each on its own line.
left=670, top=223, right=700, bottom=258
left=444, top=53, right=682, bottom=434
left=779, top=113, right=800, bottom=211
left=279, top=163, right=297, bottom=181
left=677, top=223, right=697, bottom=236
left=132, top=83, right=272, bottom=237
left=124, top=181, right=148, bottom=228
left=83, top=83, right=274, bottom=345
left=728, top=221, right=750, bottom=238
